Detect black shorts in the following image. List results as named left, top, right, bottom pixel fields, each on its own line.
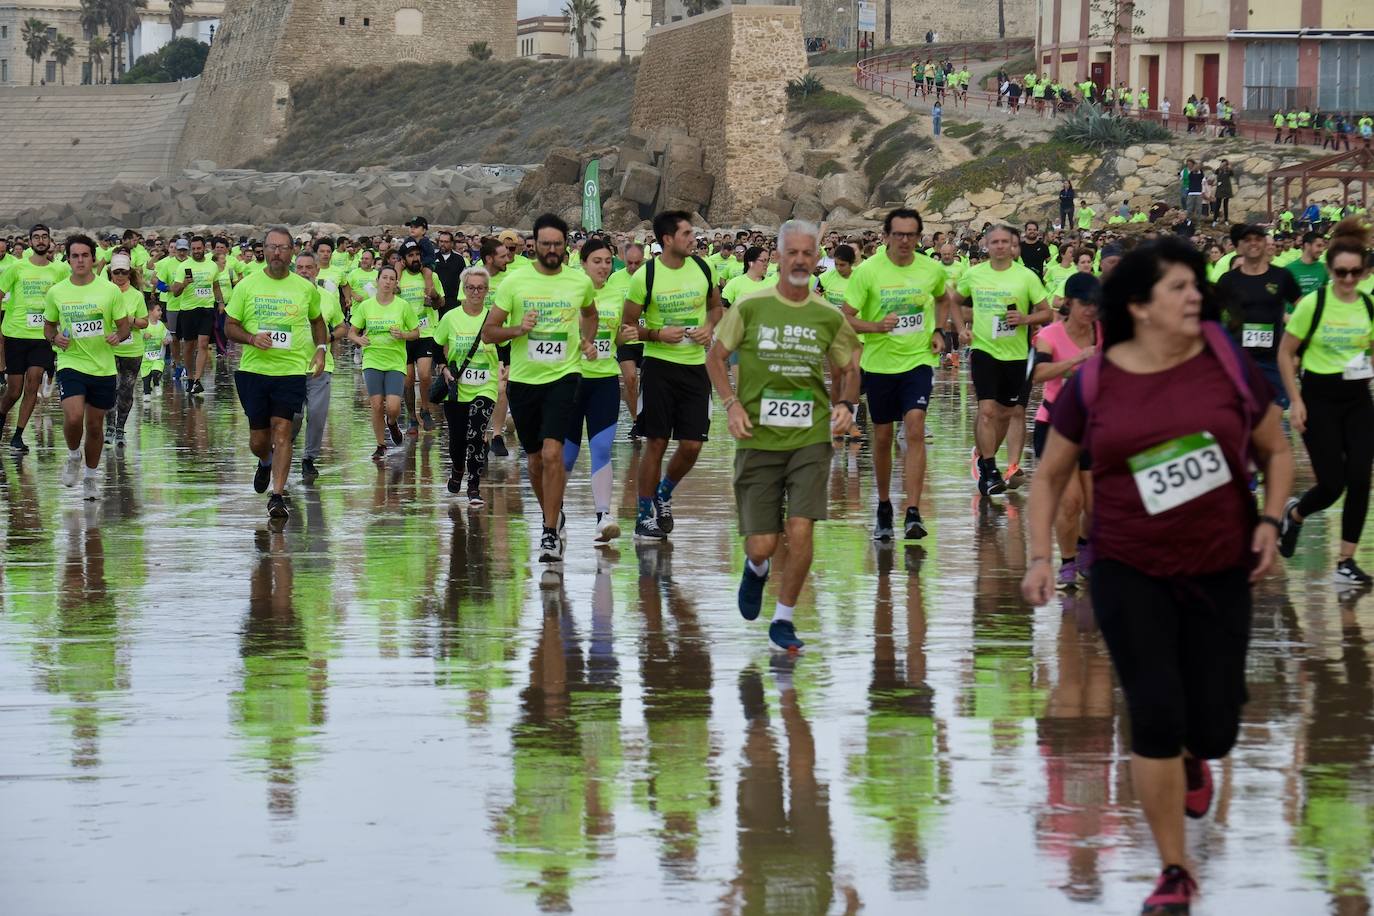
left=971, top=348, right=1032, bottom=407
left=862, top=364, right=933, bottom=425
left=639, top=357, right=710, bottom=442
left=55, top=368, right=115, bottom=410
left=1033, top=416, right=1092, bottom=469
left=4, top=336, right=55, bottom=375
left=497, top=342, right=511, bottom=367
left=508, top=374, right=580, bottom=454
left=616, top=342, right=644, bottom=366
left=176, top=306, right=215, bottom=341
left=406, top=338, right=442, bottom=364
left=235, top=370, right=307, bottom=430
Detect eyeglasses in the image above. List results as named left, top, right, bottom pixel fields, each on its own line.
left=265, top=243, right=290, bottom=252
left=111, top=269, right=130, bottom=275
left=1332, top=267, right=1366, bottom=279
left=888, top=231, right=920, bottom=240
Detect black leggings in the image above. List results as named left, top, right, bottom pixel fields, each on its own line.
left=1091, top=559, right=1251, bottom=760
left=1215, top=195, right=1231, bottom=222
left=1297, top=373, right=1374, bottom=544
left=442, top=396, right=494, bottom=488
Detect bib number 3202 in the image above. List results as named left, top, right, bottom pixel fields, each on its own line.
left=72, top=319, right=104, bottom=339
left=1128, top=431, right=1231, bottom=516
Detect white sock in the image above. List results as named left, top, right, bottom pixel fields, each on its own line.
left=772, top=602, right=794, bottom=624
left=68, top=448, right=81, bottom=460
left=747, top=557, right=770, bottom=577
left=84, top=464, right=99, bottom=478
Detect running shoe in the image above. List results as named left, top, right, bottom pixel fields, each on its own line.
left=82, top=475, right=99, bottom=501
left=489, top=434, right=509, bottom=457
left=903, top=506, right=927, bottom=540
left=538, top=529, right=564, bottom=563
left=406, top=419, right=420, bottom=438
left=115, top=429, right=126, bottom=450
left=594, top=512, right=621, bottom=545
left=634, top=516, right=668, bottom=541
left=1005, top=463, right=1026, bottom=490
left=978, top=468, right=1008, bottom=497
left=371, top=445, right=387, bottom=461
left=1184, top=757, right=1213, bottom=819
left=191, top=379, right=205, bottom=395
left=768, top=619, right=804, bottom=653
left=420, top=410, right=434, bottom=432
left=267, top=493, right=290, bottom=519
left=10, top=431, right=28, bottom=453
left=558, top=508, right=567, bottom=536
left=253, top=462, right=271, bottom=494
left=873, top=501, right=895, bottom=541
left=104, top=427, right=114, bottom=445
left=142, top=391, right=151, bottom=402
left=1277, top=497, right=1302, bottom=558
left=1056, top=558, right=1079, bottom=590
left=1334, top=558, right=1373, bottom=586
left=738, top=560, right=769, bottom=620
left=1141, top=865, right=1197, bottom=915
left=62, top=454, right=81, bottom=488
left=969, top=446, right=980, bottom=482
left=387, top=423, right=403, bottom=447
left=301, top=458, right=319, bottom=483
left=467, top=485, right=484, bottom=508
left=447, top=476, right=462, bottom=495
left=172, top=365, right=184, bottom=387
left=654, top=492, right=674, bottom=533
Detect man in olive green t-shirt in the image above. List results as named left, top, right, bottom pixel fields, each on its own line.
left=1286, top=231, right=1329, bottom=299
left=707, top=219, right=860, bottom=654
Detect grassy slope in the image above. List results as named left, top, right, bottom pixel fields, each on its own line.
left=247, top=58, right=638, bottom=172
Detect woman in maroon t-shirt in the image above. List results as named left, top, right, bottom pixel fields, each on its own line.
left=1021, top=238, right=1293, bottom=915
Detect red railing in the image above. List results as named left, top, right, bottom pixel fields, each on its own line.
left=855, top=42, right=1291, bottom=144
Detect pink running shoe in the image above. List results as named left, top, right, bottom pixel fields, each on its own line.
left=1142, top=865, right=1197, bottom=914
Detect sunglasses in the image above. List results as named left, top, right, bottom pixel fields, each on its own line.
left=1332, top=267, right=1365, bottom=279
left=111, top=269, right=130, bottom=275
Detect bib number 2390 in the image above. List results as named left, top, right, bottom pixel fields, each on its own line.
left=1128, top=431, right=1231, bottom=515
left=892, top=310, right=925, bottom=335
left=760, top=390, right=814, bottom=428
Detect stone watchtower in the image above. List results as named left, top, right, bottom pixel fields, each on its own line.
left=176, top=0, right=516, bottom=169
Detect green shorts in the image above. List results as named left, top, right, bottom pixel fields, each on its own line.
left=732, top=441, right=832, bottom=535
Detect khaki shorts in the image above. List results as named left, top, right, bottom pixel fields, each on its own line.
left=733, top=441, right=832, bottom=535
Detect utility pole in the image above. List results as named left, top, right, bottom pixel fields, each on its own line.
left=619, top=0, right=627, bottom=63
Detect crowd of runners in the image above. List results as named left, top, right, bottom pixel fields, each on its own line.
left=2, top=198, right=1373, bottom=913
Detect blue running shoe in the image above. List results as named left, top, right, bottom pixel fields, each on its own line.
left=768, top=619, right=804, bottom=653
left=738, top=561, right=769, bottom=620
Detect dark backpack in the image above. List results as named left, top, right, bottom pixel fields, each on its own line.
left=643, top=254, right=714, bottom=307
left=1296, top=286, right=1374, bottom=359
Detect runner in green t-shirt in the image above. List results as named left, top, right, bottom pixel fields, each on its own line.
left=707, top=219, right=860, bottom=653
left=610, top=241, right=647, bottom=435
left=1276, top=221, right=1374, bottom=584
left=562, top=238, right=631, bottom=546
left=623, top=210, right=725, bottom=542
left=955, top=224, right=1051, bottom=496
left=722, top=246, right=773, bottom=306
left=168, top=236, right=223, bottom=396
left=1286, top=231, right=1330, bottom=299
left=815, top=243, right=856, bottom=309
left=348, top=264, right=421, bottom=459
left=483, top=212, right=599, bottom=564
left=41, top=234, right=132, bottom=500
left=396, top=240, right=444, bottom=435
left=104, top=251, right=149, bottom=448
left=842, top=208, right=953, bottom=540
left=0, top=224, right=69, bottom=453
left=435, top=266, right=499, bottom=501
left=140, top=304, right=168, bottom=396
left=224, top=227, right=327, bottom=519
left=288, top=249, right=349, bottom=483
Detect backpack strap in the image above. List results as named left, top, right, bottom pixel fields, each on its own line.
left=643, top=258, right=656, bottom=310
left=1200, top=320, right=1260, bottom=421
left=1296, top=286, right=1327, bottom=359
left=689, top=253, right=714, bottom=290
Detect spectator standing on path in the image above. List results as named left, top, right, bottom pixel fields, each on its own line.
left=1214, top=161, right=1236, bottom=224
left=932, top=101, right=943, bottom=136
left=1161, top=97, right=1172, bottom=129
left=1059, top=180, right=1076, bottom=231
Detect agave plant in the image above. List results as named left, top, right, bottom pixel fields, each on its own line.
left=1053, top=103, right=1172, bottom=150
left=786, top=71, right=824, bottom=101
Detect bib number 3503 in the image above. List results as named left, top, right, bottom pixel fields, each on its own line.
left=1128, top=431, right=1231, bottom=516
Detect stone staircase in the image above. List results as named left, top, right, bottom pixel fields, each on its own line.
left=0, top=79, right=199, bottom=224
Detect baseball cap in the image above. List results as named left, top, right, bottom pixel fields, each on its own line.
left=407, top=216, right=429, bottom=229
left=1063, top=272, right=1101, bottom=304
left=110, top=253, right=132, bottom=271
left=175, top=238, right=190, bottom=251
left=1099, top=242, right=1124, bottom=259
left=399, top=239, right=421, bottom=254
left=498, top=229, right=521, bottom=246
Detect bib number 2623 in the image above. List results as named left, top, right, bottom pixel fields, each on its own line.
left=760, top=390, right=815, bottom=428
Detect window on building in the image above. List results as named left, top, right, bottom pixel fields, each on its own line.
left=339, top=16, right=346, bottom=25
left=1243, top=40, right=1298, bottom=111
left=1, top=25, right=8, bottom=39
left=1, top=60, right=8, bottom=83
left=1319, top=41, right=1373, bottom=113
left=363, top=17, right=370, bottom=26
left=394, top=8, right=422, bottom=35
left=82, top=61, right=91, bottom=84
left=45, top=60, right=56, bottom=82
left=46, top=27, right=57, bottom=41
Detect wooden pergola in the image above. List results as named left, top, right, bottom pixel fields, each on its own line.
left=1267, top=147, right=1373, bottom=219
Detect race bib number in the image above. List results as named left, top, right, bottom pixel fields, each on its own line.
left=759, top=389, right=815, bottom=428
left=460, top=367, right=490, bottom=387
left=528, top=332, right=568, bottom=362
left=1128, top=431, right=1232, bottom=516
left=265, top=328, right=292, bottom=349
left=144, top=349, right=161, bottom=362
left=72, top=319, right=104, bottom=339
left=892, top=309, right=926, bottom=335
left=364, top=282, right=377, bottom=297
left=594, top=334, right=614, bottom=358
left=25, top=312, right=44, bottom=328
left=675, top=321, right=701, bottom=345
left=992, top=313, right=1019, bottom=339
left=1241, top=323, right=1274, bottom=349
left=417, top=316, right=430, bottom=330
left=1343, top=352, right=1373, bottom=381
left=194, top=285, right=212, bottom=300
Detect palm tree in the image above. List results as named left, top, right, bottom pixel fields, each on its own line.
left=21, top=18, right=51, bottom=86
left=104, top=0, right=147, bottom=77
left=87, top=34, right=108, bottom=83
left=52, top=33, right=76, bottom=84
left=168, top=0, right=193, bottom=37
left=563, top=0, right=604, bottom=58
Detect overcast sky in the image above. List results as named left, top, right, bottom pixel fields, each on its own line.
left=519, top=0, right=565, bottom=16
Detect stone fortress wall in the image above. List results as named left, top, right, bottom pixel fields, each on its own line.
left=886, top=0, right=1036, bottom=47
left=175, top=0, right=518, bottom=170
left=629, top=5, right=806, bottom=224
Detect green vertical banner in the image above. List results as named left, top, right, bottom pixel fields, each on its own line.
left=581, top=158, right=602, bottom=232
